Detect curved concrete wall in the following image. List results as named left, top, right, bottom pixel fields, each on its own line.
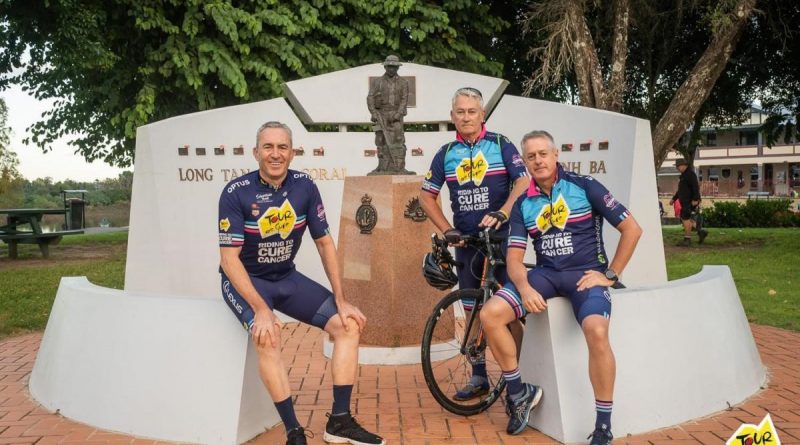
left=29, top=277, right=278, bottom=445
left=520, top=266, right=766, bottom=443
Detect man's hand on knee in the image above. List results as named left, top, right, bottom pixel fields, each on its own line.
left=252, top=308, right=283, bottom=348
left=336, top=300, right=367, bottom=334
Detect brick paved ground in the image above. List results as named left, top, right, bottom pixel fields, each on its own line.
left=0, top=324, right=797, bottom=445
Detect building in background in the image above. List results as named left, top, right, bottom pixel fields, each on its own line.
left=658, top=106, right=800, bottom=197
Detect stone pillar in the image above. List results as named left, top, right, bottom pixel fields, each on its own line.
left=336, top=175, right=446, bottom=347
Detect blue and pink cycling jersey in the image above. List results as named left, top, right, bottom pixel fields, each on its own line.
left=495, top=165, right=632, bottom=323
left=507, top=165, right=631, bottom=271
left=218, top=169, right=330, bottom=281
left=421, top=127, right=528, bottom=235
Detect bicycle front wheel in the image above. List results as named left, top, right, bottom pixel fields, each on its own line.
left=420, top=288, right=506, bottom=416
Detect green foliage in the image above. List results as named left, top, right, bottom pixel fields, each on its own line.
left=702, top=199, right=800, bottom=227
left=0, top=98, right=24, bottom=208
left=755, top=2, right=800, bottom=147
left=21, top=171, right=133, bottom=208
left=664, top=226, right=800, bottom=331
left=761, top=99, right=799, bottom=147
left=0, top=1, right=507, bottom=167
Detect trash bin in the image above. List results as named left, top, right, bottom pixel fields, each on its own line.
left=66, top=198, right=85, bottom=230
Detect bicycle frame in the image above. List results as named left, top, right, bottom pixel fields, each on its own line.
left=458, top=228, right=501, bottom=357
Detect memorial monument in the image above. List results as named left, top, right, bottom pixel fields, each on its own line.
left=366, top=55, right=414, bottom=175
left=334, top=56, right=434, bottom=354
left=27, top=59, right=764, bottom=445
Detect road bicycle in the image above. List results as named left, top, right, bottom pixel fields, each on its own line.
left=420, top=227, right=625, bottom=415
left=420, top=228, right=520, bottom=416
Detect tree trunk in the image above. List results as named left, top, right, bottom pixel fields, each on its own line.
left=566, top=0, right=599, bottom=108
left=567, top=0, right=629, bottom=112
left=685, top=110, right=706, bottom=166
left=651, top=0, right=756, bottom=170
left=607, top=0, right=629, bottom=112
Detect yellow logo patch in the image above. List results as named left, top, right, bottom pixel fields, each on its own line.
left=219, top=218, right=230, bottom=232
left=535, top=195, right=570, bottom=232
left=726, top=413, right=781, bottom=445
left=455, top=151, right=488, bottom=186
left=257, top=200, right=296, bottom=239
left=425, top=170, right=433, bottom=180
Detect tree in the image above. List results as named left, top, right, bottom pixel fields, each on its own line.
left=523, top=0, right=758, bottom=170
left=0, top=98, right=24, bottom=208
left=755, top=2, right=800, bottom=147
left=0, top=1, right=507, bottom=167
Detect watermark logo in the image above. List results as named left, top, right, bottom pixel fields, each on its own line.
left=726, top=414, right=781, bottom=445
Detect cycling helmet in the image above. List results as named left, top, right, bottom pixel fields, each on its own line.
left=422, top=252, right=458, bottom=291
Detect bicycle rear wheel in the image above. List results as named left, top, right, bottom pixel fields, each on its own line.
left=421, top=288, right=506, bottom=416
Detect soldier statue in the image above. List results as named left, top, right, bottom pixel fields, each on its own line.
left=367, top=55, right=414, bottom=175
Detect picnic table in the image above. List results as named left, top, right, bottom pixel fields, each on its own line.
left=0, top=208, right=84, bottom=259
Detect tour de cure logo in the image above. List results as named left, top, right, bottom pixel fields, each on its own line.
left=257, top=200, right=296, bottom=239
left=535, top=195, right=570, bottom=233
left=456, top=151, right=488, bottom=186
left=726, top=414, right=781, bottom=445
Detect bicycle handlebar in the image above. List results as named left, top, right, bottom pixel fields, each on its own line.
left=433, top=228, right=626, bottom=288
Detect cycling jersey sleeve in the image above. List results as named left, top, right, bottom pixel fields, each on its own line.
left=218, top=189, right=245, bottom=247
left=507, top=198, right=528, bottom=250
left=306, top=182, right=330, bottom=239
left=500, top=136, right=528, bottom=181
left=584, top=177, right=631, bottom=228
left=421, top=147, right=446, bottom=196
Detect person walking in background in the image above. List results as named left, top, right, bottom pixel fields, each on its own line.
left=669, top=158, right=707, bottom=247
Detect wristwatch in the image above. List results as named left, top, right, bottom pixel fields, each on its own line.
left=604, top=268, right=619, bottom=283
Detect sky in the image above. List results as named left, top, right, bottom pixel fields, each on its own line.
left=1, top=84, right=129, bottom=182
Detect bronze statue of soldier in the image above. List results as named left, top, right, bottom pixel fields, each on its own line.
left=367, top=55, right=414, bottom=175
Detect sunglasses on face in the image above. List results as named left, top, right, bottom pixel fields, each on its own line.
left=458, top=87, right=483, bottom=98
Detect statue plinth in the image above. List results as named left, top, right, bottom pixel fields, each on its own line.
left=336, top=176, right=445, bottom=347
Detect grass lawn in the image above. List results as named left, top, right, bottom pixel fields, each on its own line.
left=0, top=228, right=797, bottom=339
left=662, top=226, right=799, bottom=331
left=0, top=231, right=127, bottom=337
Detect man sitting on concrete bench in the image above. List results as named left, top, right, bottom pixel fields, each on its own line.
left=218, top=121, right=384, bottom=445
left=479, top=131, right=642, bottom=444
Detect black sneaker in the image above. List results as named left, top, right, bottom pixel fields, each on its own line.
left=588, top=424, right=613, bottom=445
left=454, top=380, right=489, bottom=401
left=506, top=383, right=543, bottom=435
left=676, top=238, right=691, bottom=247
left=286, top=426, right=312, bottom=445
left=324, top=412, right=385, bottom=445
left=698, top=229, right=708, bottom=244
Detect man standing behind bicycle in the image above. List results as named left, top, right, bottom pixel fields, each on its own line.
left=480, top=131, right=642, bottom=443
left=419, top=86, right=529, bottom=401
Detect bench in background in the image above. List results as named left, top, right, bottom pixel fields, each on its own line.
left=0, top=230, right=84, bottom=259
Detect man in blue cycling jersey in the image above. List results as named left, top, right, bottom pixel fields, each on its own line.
left=419, top=87, right=530, bottom=401
left=218, top=121, right=384, bottom=445
left=480, top=131, right=642, bottom=443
